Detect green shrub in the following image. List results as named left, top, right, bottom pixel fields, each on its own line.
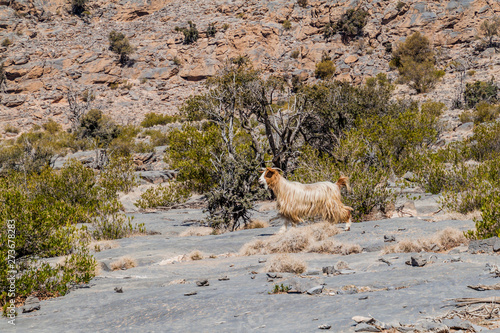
left=464, top=80, right=498, bottom=109
left=325, top=8, right=369, bottom=43
left=175, top=21, right=199, bottom=44
left=421, top=100, right=445, bottom=118
left=42, top=119, right=62, bottom=134
left=390, top=32, right=443, bottom=93
left=165, top=123, right=223, bottom=192
left=207, top=23, right=217, bottom=38
left=108, top=31, right=135, bottom=65
left=78, top=109, right=120, bottom=145
left=135, top=182, right=190, bottom=209
left=467, top=192, right=500, bottom=239
left=314, top=54, right=335, bottom=80
left=473, top=102, right=500, bottom=124
left=467, top=121, right=500, bottom=161
left=479, top=16, right=500, bottom=47
left=291, top=50, right=300, bottom=59
left=3, top=124, right=19, bottom=134
left=140, top=112, right=180, bottom=127
left=173, top=56, right=182, bottom=66
left=282, top=20, right=292, bottom=30
left=459, top=110, right=475, bottom=123
left=1, top=38, right=12, bottom=47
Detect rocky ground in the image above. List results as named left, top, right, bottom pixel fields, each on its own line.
left=1, top=0, right=500, bottom=133
left=2, top=198, right=499, bottom=332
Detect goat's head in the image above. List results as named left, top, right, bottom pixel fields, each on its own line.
left=259, top=167, right=281, bottom=190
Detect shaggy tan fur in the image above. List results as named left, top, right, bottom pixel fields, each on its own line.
left=179, top=227, right=214, bottom=237
left=382, top=227, right=468, bottom=254
left=259, top=167, right=353, bottom=231
left=110, top=256, right=137, bottom=271
left=264, top=254, right=307, bottom=274
left=240, top=223, right=360, bottom=256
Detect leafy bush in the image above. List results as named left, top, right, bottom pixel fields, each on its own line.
left=390, top=32, right=443, bottom=93
left=42, top=119, right=62, bottom=134
left=78, top=109, right=120, bottom=145
left=324, top=8, right=369, bottom=43
left=314, top=55, right=335, bottom=80
left=108, top=31, right=134, bottom=65
left=473, top=102, right=500, bottom=124
left=463, top=80, right=498, bottom=109
left=165, top=123, right=223, bottom=192
left=175, top=21, right=199, bottom=44
left=140, top=112, right=180, bottom=128
left=467, top=192, right=500, bottom=239
left=467, top=121, right=500, bottom=161
left=207, top=23, right=217, bottom=38
left=136, top=182, right=190, bottom=209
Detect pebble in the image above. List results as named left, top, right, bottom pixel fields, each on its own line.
left=196, top=279, right=210, bottom=287
left=114, top=287, right=123, bottom=293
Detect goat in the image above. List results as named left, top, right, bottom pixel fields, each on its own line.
left=259, top=167, right=353, bottom=231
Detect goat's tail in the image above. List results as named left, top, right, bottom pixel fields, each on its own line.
left=336, top=176, right=351, bottom=193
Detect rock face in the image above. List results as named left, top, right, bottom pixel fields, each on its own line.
left=1, top=0, right=500, bottom=132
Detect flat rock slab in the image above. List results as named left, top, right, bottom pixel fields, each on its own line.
left=3, top=209, right=496, bottom=333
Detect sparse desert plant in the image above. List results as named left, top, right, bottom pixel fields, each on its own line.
left=270, top=283, right=290, bottom=294
left=175, top=21, right=199, bottom=44
left=473, top=102, right=500, bottom=124
left=1, top=38, right=12, bottom=47
left=108, top=31, right=135, bottom=65
left=291, top=50, right=300, bottom=59
left=222, top=23, right=230, bottom=31
left=264, top=254, right=307, bottom=274
left=173, top=56, right=182, bottom=66
left=245, top=219, right=270, bottom=229
left=88, top=240, right=119, bottom=252
left=136, top=182, right=190, bottom=209
left=110, top=256, right=137, bottom=271
left=179, top=227, right=214, bottom=237
left=42, top=119, right=62, bottom=134
left=329, top=8, right=369, bottom=43
left=467, top=192, right=500, bottom=239
left=464, top=80, right=499, bottom=109
left=71, top=0, right=88, bottom=16
left=396, top=1, right=406, bottom=11
left=3, top=124, right=19, bottom=134
left=207, top=23, right=217, bottom=38
left=479, top=16, right=500, bottom=47
left=140, top=112, right=180, bottom=128
left=282, top=20, right=292, bottom=30
left=382, top=228, right=468, bottom=254
left=188, top=250, right=204, bottom=260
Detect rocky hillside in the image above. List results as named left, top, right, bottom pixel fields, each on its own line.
left=1, top=0, right=500, bottom=133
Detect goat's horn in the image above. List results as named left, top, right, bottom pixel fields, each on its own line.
left=273, top=168, right=283, bottom=172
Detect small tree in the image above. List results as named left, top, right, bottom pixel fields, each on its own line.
left=175, top=21, right=199, bottom=44
left=390, top=32, right=444, bottom=93
left=479, top=16, right=500, bottom=47
left=324, top=8, right=369, bottom=43
left=207, top=23, right=216, bottom=38
left=315, top=54, right=336, bottom=80
left=108, top=31, right=134, bottom=65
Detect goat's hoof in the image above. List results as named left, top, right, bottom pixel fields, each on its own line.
left=344, top=226, right=350, bottom=231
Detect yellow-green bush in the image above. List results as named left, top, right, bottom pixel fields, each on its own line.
left=314, top=57, right=335, bottom=80
left=464, top=80, right=499, bottom=109
left=140, top=112, right=180, bottom=128
left=136, top=182, right=190, bottom=209
left=165, top=123, right=223, bottom=192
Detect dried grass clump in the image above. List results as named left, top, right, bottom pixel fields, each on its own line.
left=239, top=223, right=354, bottom=256
left=188, top=250, right=204, bottom=261
left=428, top=210, right=481, bottom=222
left=307, top=239, right=361, bottom=255
left=110, top=256, right=137, bottom=271
left=382, top=228, right=468, bottom=254
left=179, top=227, right=214, bottom=237
left=88, top=240, right=119, bottom=252
left=264, top=254, right=307, bottom=274
left=245, top=219, right=270, bottom=229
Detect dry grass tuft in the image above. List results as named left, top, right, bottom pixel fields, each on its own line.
left=179, top=226, right=214, bottom=237
left=245, top=219, right=270, bottom=229
left=240, top=223, right=354, bottom=256
left=428, top=210, right=481, bottom=222
left=188, top=250, right=204, bottom=261
left=110, top=256, right=137, bottom=271
left=264, top=254, right=307, bottom=274
left=88, top=240, right=120, bottom=252
left=382, top=228, right=468, bottom=254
